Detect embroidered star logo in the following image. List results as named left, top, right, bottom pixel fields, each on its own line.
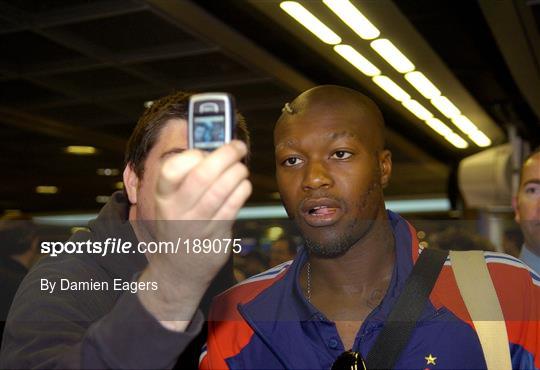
left=425, top=354, right=437, bottom=365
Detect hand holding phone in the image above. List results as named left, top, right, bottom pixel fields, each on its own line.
left=188, top=93, right=235, bottom=150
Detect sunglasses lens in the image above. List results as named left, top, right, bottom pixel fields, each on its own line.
left=331, top=351, right=366, bottom=370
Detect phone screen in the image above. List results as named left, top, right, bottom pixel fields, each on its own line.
left=193, top=115, right=225, bottom=149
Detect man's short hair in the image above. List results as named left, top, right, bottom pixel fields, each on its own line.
left=124, top=91, right=250, bottom=178
left=518, top=146, right=540, bottom=185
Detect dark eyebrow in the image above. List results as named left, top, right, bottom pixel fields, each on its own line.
left=275, top=138, right=299, bottom=151
left=523, top=179, right=540, bottom=187
left=160, top=148, right=187, bottom=159
left=275, top=131, right=359, bottom=151
left=328, top=131, right=359, bottom=140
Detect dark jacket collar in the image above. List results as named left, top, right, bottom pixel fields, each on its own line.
left=79, top=191, right=147, bottom=282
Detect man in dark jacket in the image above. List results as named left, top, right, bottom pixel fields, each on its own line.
left=0, top=91, right=252, bottom=369
left=0, top=214, right=39, bottom=338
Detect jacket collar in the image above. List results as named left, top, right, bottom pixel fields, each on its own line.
left=83, top=191, right=147, bottom=282
left=238, top=211, right=434, bottom=367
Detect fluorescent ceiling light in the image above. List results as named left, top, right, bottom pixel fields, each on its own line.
left=431, top=96, right=460, bottom=118
left=36, top=186, right=58, bottom=194
left=402, top=99, right=433, bottom=121
left=280, top=1, right=342, bottom=45
left=372, top=75, right=410, bottom=102
left=444, top=132, right=469, bottom=149
left=425, top=118, right=453, bottom=137
left=323, top=0, right=380, bottom=40
left=237, top=205, right=288, bottom=219
left=405, top=71, right=441, bottom=99
left=468, top=130, right=492, bottom=147
left=334, top=45, right=380, bottom=76
left=65, top=146, right=96, bottom=155
left=385, top=198, right=451, bottom=213
left=451, top=115, right=478, bottom=134
left=33, top=213, right=96, bottom=226
left=370, top=39, right=415, bottom=73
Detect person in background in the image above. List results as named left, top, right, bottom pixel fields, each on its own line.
left=513, top=147, right=540, bottom=272
left=429, top=227, right=495, bottom=252
left=0, top=214, right=39, bottom=338
left=269, top=236, right=297, bottom=267
left=239, top=250, right=268, bottom=278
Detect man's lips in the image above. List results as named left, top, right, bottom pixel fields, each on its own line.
left=299, top=197, right=343, bottom=227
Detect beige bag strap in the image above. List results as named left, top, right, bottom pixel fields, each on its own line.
left=449, top=250, right=512, bottom=370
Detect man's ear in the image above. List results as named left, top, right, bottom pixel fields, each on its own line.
left=123, top=163, right=139, bottom=204
left=379, top=150, right=392, bottom=189
left=512, top=195, right=520, bottom=223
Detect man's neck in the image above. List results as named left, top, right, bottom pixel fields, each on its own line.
left=306, top=218, right=395, bottom=296
left=520, top=243, right=540, bottom=274
left=301, top=215, right=396, bottom=349
left=523, top=242, right=540, bottom=257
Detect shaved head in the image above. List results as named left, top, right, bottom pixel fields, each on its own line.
left=276, top=85, right=386, bottom=152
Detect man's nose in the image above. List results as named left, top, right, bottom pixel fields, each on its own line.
left=302, top=161, right=333, bottom=191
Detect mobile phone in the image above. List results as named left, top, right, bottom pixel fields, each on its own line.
left=188, top=93, right=235, bottom=150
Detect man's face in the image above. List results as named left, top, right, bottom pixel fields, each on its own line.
left=514, top=152, right=540, bottom=251
left=274, top=108, right=391, bottom=257
left=126, top=119, right=188, bottom=221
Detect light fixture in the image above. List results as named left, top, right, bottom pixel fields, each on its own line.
left=323, top=0, right=380, bottom=40
left=405, top=71, right=441, bottom=99
left=444, top=132, right=469, bottom=149
left=96, top=168, right=120, bottom=176
left=334, top=45, right=380, bottom=76
left=402, top=100, right=433, bottom=121
left=468, top=130, right=492, bottom=147
left=143, top=100, right=154, bottom=108
left=450, top=115, right=492, bottom=147
left=430, top=96, right=460, bottom=118
left=96, top=195, right=110, bottom=204
left=451, top=115, right=478, bottom=134
left=115, top=181, right=124, bottom=190
left=372, top=75, right=410, bottom=102
left=280, top=1, right=342, bottom=45
left=370, top=39, right=415, bottom=73
left=36, top=186, right=58, bottom=194
left=267, top=226, right=284, bottom=241
left=65, top=146, right=96, bottom=155
left=425, top=118, right=453, bottom=137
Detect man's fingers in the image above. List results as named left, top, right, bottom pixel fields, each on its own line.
left=195, top=162, right=249, bottom=217
left=156, top=150, right=204, bottom=197
left=213, top=179, right=252, bottom=220
left=176, top=141, right=247, bottom=210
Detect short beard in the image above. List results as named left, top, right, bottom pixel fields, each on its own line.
left=301, top=217, right=376, bottom=258
left=303, top=232, right=358, bottom=258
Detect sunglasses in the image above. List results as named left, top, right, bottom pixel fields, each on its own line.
left=331, top=351, right=367, bottom=370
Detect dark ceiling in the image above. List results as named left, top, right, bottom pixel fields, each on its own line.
left=0, top=0, right=539, bottom=214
